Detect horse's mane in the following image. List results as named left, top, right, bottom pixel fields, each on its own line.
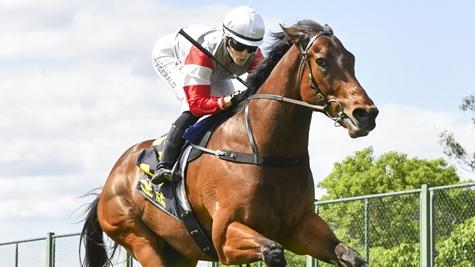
left=245, top=20, right=329, bottom=94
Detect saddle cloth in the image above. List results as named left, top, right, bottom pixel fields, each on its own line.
left=136, top=144, right=193, bottom=219
left=135, top=111, right=231, bottom=259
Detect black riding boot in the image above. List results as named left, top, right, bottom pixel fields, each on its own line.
left=152, top=111, right=198, bottom=184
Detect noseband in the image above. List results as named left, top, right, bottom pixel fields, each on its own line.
left=248, top=30, right=347, bottom=125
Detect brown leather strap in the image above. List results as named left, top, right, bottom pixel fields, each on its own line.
left=217, top=150, right=308, bottom=167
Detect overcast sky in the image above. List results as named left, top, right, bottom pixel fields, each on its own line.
left=0, top=0, right=474, bottom=243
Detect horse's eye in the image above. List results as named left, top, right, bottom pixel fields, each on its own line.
left=316, top=58, right=327, bottom=68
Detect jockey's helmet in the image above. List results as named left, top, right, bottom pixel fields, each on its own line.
left=222, top=6, right=265, bottom=47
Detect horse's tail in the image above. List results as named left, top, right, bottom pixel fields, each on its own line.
left=79, top=195, right=116, bottom=267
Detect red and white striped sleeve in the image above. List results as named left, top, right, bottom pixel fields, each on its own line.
left=182, top=46, right=225, bottom=117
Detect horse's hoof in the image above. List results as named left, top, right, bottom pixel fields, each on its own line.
left=261, top=243, right=286, bottom=267
left=335, top=243, right=368, bottom=267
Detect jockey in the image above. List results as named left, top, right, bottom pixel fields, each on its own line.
left=151, top=6, right=265, bottom=184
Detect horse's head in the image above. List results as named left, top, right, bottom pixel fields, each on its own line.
left=282, top=20, right=378, bottom=138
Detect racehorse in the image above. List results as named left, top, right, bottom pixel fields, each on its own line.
left=80, top=20, right=378, bottom=267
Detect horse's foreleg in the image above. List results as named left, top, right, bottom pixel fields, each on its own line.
left=287, top=213, right=368, bottom=267
left=215, top=221, right=286, bottom=266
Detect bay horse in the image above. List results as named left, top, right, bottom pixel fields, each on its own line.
left=81, top=20, right=378, bottom=267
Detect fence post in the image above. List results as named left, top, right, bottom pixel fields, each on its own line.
left=364, top=198, right=370, bottom=262
left=46, top=232, right=55, bottom=267
left=315, top=204, right=320, bottom=267
left=420, top=184, right=431, bottom=267
left=429, top=189, right=435, bottom=267
left=15, top=243, right=18, bottom=267
left=306, top=255, right=316, bottom=267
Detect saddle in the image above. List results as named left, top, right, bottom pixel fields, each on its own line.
left=135, top=111, right=231, bottom=260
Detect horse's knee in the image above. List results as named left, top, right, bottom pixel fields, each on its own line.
left=261, top=242, right=286, bottom=267
left=335, top=243, right=368, bottom=267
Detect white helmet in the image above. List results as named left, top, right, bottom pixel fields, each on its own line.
left=222, top=6, right=265, bottom=47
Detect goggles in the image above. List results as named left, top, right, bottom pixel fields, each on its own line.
left=227, top=38, right=258, bottom=53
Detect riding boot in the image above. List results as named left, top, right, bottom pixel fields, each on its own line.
left=152, top=111, right=198, bottom=184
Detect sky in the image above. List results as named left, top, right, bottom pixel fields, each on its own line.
left=0, top=0, right=474, bottom=244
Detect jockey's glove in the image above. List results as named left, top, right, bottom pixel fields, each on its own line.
left=221, top=90, right=248, bottom=109
left=230, top=90, right=248, bottom=106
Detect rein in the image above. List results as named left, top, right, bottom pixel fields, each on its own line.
left=190, top=30, right=348, bottom=167
left=249, top=31, right=347, bottom=125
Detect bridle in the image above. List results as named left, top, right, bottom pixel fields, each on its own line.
left=179, top=27, right=347, bottom=125
left=248, top=30, right=347, bottom=126
left=188, top=30, right=353, bottom=167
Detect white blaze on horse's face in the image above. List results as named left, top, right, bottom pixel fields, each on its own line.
left=292, top=29, right=378, bottom=138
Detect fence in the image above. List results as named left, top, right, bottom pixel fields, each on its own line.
left=1, top=182, right=474, bottom=266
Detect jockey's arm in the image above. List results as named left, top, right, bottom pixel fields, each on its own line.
left=183, top=47, right=263, bottom=116
left=183, top=46, right=227, bottom=117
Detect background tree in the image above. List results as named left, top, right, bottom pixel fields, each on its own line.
left=440, top=93, right=475, bottom=172
left=316, top=148, right=467, bottom=264
left=319, top=147, right=459, bottom=199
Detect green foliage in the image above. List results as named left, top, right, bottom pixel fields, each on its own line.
left=319, top=147, right=460, bottom=199
left=433, top=188, right=475, bottom=237
left=318, top=193, right=420, bottom=248
left=370, top=242, right=419, bottom=267
left=317, top=148, right=461, bottom=248
left=436, top=216, right=475, bottom=266
left=314, top=148, right=475, bottom=266
left=439, top=93, right=475, bottom=172
left=243, top=250, right=306, bottom=267
left=284, top=250, right=306, bottom=266
left=364, top=217, right=475, bottom=266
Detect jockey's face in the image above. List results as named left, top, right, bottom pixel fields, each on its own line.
left=226, top=38, right=256, bottom=66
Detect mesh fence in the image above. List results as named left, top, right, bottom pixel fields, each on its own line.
left=1, top=183, right=474, bottom=267
left=0, top=238, right=47, bottom=267
left=209, top=250, right=307, bottom=266
left=432, top=184, right=475, bottom=266
left=0, top=243, right=17, bottom=267
left=313, top=183, right=475, bottom=267
left=315, top=192, right=421, bottom=266
left=55, top=234, right=81, bottom=266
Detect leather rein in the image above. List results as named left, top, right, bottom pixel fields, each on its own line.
left=249, top=31, right=346, bottom=124
left=190, top=31, right=347, bottom=167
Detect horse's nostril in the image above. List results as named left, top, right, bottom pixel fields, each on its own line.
left=353, top=107, right=378, bottom=120
left=353, top=107, right=378, bottom=131
left=352, top=108, right=368, bottom=120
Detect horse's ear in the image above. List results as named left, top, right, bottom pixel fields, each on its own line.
left=280, top=24, right=305, bottom=44
left=323, top=24, right=333, bottom=34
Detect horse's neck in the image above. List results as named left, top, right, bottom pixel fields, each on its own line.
left=249, top=45, right=312, bottom=156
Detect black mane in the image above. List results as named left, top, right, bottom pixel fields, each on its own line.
left=245, top=20, right=329, bottom=94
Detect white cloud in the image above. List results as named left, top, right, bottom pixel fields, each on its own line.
left=309, top=103, right=474, bottom=182
left=0, top=0, right=234, bottom=61
left=0, top=0, right=473, bottom=243
left=0, top=0, right=247, bottom=241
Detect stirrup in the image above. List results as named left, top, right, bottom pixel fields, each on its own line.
left=151, top=167, right=173, bottom=185
left=151, top=161, right=180, bottom=185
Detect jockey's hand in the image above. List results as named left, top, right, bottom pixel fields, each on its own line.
left=230, top=90, right=248, bottom=105
left=221, top=90, right=248, bottom=109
